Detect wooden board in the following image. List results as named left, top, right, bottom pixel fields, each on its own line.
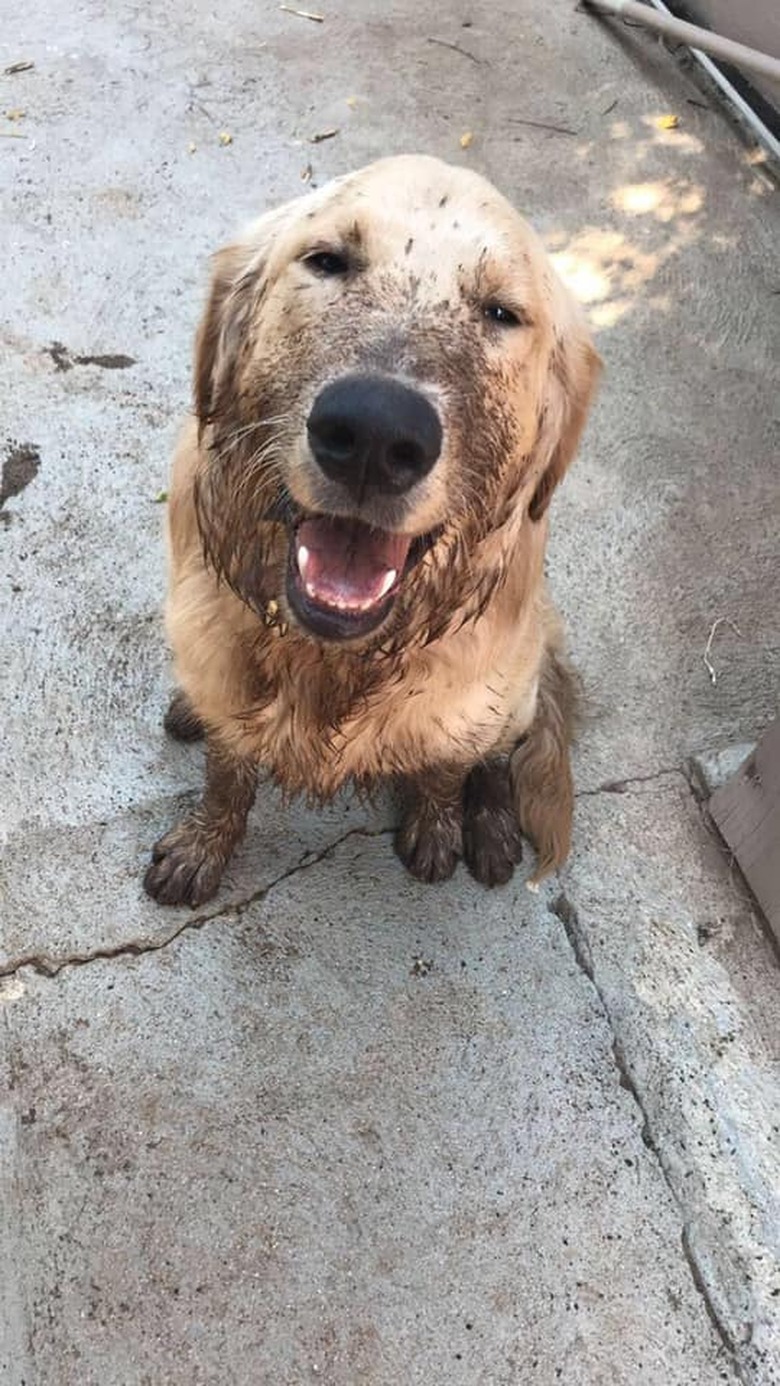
left=710, top=718, right=780, bottom=942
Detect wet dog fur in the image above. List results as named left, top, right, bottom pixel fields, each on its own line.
left=144, top=155, right=599, bottom=907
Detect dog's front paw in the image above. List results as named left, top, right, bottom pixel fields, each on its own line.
left=395, top=808, right=462, bottom=884
left=463, top=804, right=523, bottom=887
left=462, top=760, right=523, bottom=887
left=143, top=818, right=227, bottom=907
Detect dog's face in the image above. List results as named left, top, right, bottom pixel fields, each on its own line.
left=194, top=155, right=599, bottom=643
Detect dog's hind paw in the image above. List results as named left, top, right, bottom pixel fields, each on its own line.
left=143, top=818, right=227, bottom=907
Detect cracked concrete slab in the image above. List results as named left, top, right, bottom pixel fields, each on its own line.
left=1, top=0, right=779, bottom=1382
left=1, top=841, right=739, bottom=1385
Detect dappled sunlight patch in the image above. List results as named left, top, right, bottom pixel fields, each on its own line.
left=611, top=177, right=704, bottom=222
left=589, top=297, right=634, bottom=329
left=748, top=173, right=773, bottom=197
left=549, top=228, right=659, bottom=324
left=743, top=150, right=773, bottom=194
left=613, top=182, right=661, bottom=216
left=546, top=159, right=709, bottom=328
left=592, top=289, right=670, bottom=327
left=553, top=250, right=611, bottom=306
left=640, top=114, right=704, bottom=155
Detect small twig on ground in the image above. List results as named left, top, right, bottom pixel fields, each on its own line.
left=310, top=127, right=338, bottom=143
left=601, top=98, right=618, bottom=115
left=427, top=37, right=483, bottom=65
left=509, top=116, right=579, bottom=136
left=279, top=4, right=325, bottom=20
left=703, top=617, right=742, bottom=685
left=4, top=60, right=35, bottom=74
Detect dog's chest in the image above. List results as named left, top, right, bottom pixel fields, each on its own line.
left=240, top=647, right=531, bottom=796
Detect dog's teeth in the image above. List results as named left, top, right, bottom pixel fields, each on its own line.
left=302, top=580, right=392, bottom=615
left=377, top=569, right=397, bottom=599
left=296, top=543, right=310, bottom=576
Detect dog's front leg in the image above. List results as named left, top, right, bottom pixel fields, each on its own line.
left=462, top=758, right=524, bottom=887
left=395, top=764, right=467, bottom=884
left=144, top=738, right=257, bottom=907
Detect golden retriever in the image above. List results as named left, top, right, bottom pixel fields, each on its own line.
left=144, top=154, right=599, bottom=907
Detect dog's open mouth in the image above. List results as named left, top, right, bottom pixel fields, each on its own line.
left=286, top=515, right=419, bottom=640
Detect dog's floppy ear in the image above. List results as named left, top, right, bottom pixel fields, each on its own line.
left=194, top=242, right=254, bottom=432
left=193, top=199, right=308, bottom=432
left=528, top=275, right=600, bottom=522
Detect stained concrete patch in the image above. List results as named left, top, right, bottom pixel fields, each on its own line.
left=45, top=342, right=137, bottom=371
left=0, top=442, right=40, bottom=515
left=2, top=840, right=737, bottom=1386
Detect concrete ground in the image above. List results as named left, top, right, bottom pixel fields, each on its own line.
left=1, top=1, right=779, bottom=1382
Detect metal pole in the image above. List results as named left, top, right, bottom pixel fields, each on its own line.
left=582, top=0, right=780, bottom=83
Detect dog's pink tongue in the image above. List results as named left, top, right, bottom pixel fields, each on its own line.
left=296, top=517, right=410, bottom=612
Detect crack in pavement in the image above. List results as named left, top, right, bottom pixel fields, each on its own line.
left=548, top=888, right=745, bottom=1381
left=1, top=761, right=691, bottom=979
left=681, top=1225, right=748, bottom=1373
left=575, top=766, right=688, bottom=798
left=0, top=825, right=394, bottom=981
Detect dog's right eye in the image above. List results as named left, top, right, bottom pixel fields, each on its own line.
left=302, top=250, right=351, bottom=277
left=483, top=302, right=524, bottom=327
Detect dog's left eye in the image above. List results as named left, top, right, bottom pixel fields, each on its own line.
left=302, top=249, right=351, bottom=277
left=483, top=302, right=523, bottom=327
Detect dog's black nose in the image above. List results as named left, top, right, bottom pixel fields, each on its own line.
left=307, top=375, right=442, bottom=497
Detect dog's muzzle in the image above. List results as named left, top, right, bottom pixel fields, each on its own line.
left=284, top=375, right=442, bottom=641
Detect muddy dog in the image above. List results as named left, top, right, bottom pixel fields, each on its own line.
left=144, top=155, right=599, bottom=907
